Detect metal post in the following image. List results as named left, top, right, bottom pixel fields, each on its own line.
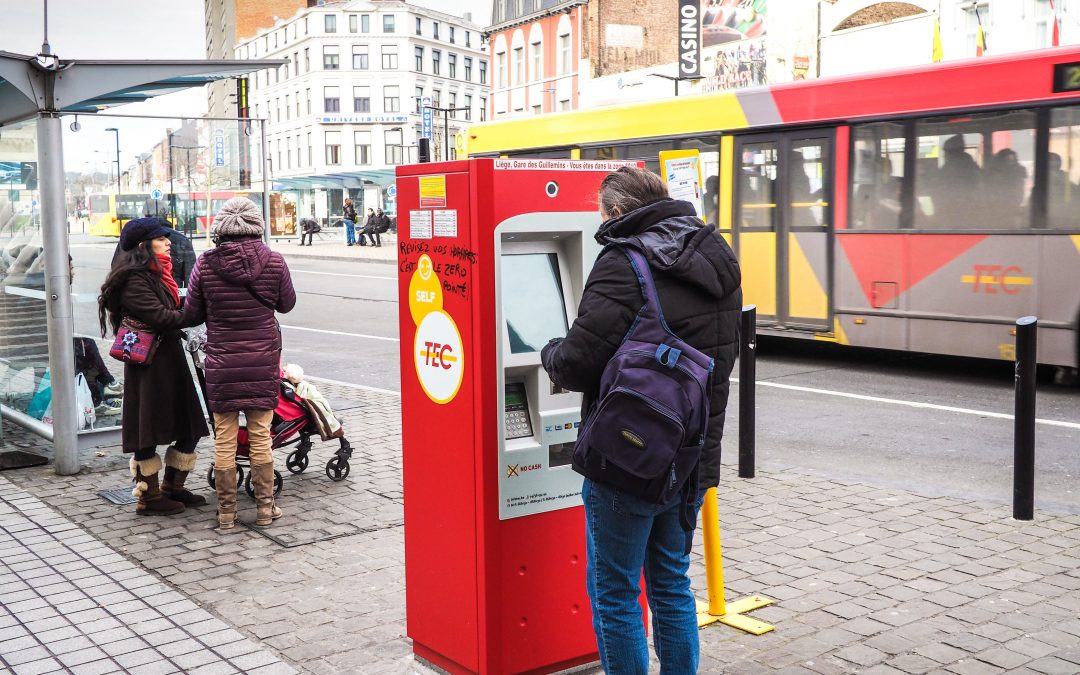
left=260, top=118, right=271, bottom=244
left=443, top=109, right=450, bottom=162
left=37, top=113, right=80, bottom=475
left=739, top=305, right=757, bottom=479
left=168, top=132, right=174, bottom=220
left=1013, top=316, right=1038, bottom=521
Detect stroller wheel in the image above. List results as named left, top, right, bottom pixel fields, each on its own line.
left=243, top=470, right=283, bottom=497
left=325, top=456, right=350, bottom=482
left=208, top=465, right=244, bottom=490
left=286, top=450, right=309, bottom=474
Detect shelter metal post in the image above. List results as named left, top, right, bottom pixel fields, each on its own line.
left=38, top=113, right=79, bottom=475
left=261, top=118, right=270, bottom=244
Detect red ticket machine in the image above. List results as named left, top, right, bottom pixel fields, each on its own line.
left=397, top=158, right=637, bottom=674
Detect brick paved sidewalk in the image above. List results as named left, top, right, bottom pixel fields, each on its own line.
left=2, top=381, right=1080, bottom=674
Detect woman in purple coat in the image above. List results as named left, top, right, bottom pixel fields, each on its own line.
left=183, top=198, right=297, bottom=529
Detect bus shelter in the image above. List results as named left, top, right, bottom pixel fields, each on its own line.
left=0, top=50, right=281, bottom=475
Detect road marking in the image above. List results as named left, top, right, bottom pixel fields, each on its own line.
left=280, top=324, right=399, bottom=342
left=305, top=374, right=400, bottom=397
left=290, top=269, right=396, bottom=281
left=732, top=377, right=1080, bottom=430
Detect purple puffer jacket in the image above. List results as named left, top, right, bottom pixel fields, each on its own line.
left=183, top=239, right=296, bottom=413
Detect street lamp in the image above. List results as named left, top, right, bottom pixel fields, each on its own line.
left=105, top=127, right=121, bottom=194
left=648, top=73, right=704, bottom=97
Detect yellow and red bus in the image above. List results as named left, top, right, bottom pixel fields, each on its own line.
left=88, top=191, right=258, bottom=237
left=465, top=47, right=1080, bottom=369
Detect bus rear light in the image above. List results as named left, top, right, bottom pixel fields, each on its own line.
left=854, top=318, right=866, bottom=325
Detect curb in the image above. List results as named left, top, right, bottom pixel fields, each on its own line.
left=274, top=249, right=398, bottom=265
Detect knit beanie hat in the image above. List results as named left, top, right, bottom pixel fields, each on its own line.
left=119, top=217, right=172, bottom=251
left=211, top=197, right=264, bottom=238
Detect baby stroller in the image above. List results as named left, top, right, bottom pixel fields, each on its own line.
left=184, top=330, right=354, bottom=498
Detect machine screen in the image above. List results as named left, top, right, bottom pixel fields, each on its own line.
left=503, top=253, right=570, bottom=354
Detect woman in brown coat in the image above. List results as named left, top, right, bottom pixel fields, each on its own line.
left=98, top=218, right=209, bottom=516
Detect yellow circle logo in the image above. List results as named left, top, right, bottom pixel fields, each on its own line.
left=408, top=254, right=443, bottom=325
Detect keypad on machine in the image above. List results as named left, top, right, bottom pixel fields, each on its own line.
left=505, top=410, right=532, bottom=439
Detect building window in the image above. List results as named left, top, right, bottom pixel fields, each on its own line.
left=415, top=86, right=424, bottom=112
left=559, top=98, right=570, bottom=111
left=531, top=40, right=541, bottom=81
left=559, top=34, right=571, bottom=75
left=464, top=94, right=472, bottom=120
left=432, top=49, right=441, bottom=75
left=353, top=45, right=369, bottom=69
left=323, top=45, right=339, bottom=70
left=296, top=134, right=301, bottom=166
left=465, top=31, right=471, bottom=48
left=464, top=57, right=473, bottom=81
left=353, top=86, right=371, bottom=112
left=325, top=14, right=337, bottom=33
left=382, top=45, right=398, bottom=69
left=449, top=92, right=458, bottom=118
left=304, top=48, right=310, bottom=71
left=361, top=14, right=370, bottom=32
left=496, top=51, right=506, bottom=87
left=296, top=94, right=301, bottom=117
left=304, top=17, right=308, bottom=34
left=513, top=46, right=524, bottom=85
left=286, top=137, right=292, bottom=169
left=306, top=88, right=311, bottom=114
left=285, top=94, right=291, bottom=119
left=450, top=26, right=455, bottom=44
left=480, top=59, right=488, bottom=85
left=383, top=14, right=395, bottom=33
left=355, top=131, right=372, bottom=165
left=307, top=132, right=312, bottom=165
left=448, top=53, right=457, bottom=78
left=415, top=46, right=424, bottom=71
left=349, top=14, right=358, bottom=33
left=275, top=98, right=280, bottom=123
left=432, top=89, right=441, bottom=108
left=324, top=86, right=340, bottom=113
left=283, top=62, right=289, bottom=79
left=433, top=22, right=440, bottom=40
left=480, top=96, right=487, bottom=121
left=384, top=85, right=400, bottom=112
left=326, top=131, right=341, bottom=165
left=276, top=139, right=281, bottom=173
left=416, top=17, right=422, bottom=35
left=385, top=129, right=404, bottom=165
left=532, top=104, right=541, bottom=115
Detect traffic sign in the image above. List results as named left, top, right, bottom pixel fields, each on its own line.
left=150, top=188, right=163, bottom=201
left=387, top=185, right=398, bottom=198
left=422, top=96, right=433, bottom=139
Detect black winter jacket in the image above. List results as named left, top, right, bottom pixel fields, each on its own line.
left=541, top=199, right=742, bottom=490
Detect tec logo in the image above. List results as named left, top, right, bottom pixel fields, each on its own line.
left=962, top=265, right=1033, bottom=295
left=418, top=341, right=457, bottom=370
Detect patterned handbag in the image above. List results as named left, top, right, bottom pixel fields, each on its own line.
left=108, top=318, right=162, bottom=365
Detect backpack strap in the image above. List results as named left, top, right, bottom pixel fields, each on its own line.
left=621, top=247, right=671, bottom=345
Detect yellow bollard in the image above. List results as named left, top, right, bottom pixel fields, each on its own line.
left=696, top=487, right=776, bottom=634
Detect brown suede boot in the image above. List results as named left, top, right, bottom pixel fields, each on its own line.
left=161, top=446, right=208, bottom=507
left=250, top=463, right=283, bottom=526
left=131, top=456, right=185, bottom=517
left=214, top=467, right=238, bottom=530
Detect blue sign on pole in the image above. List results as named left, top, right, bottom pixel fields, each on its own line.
left=421, top=96, right=433, bottom=139
left=387, top=185, right=397, bottom=198
left=151, top=188, right=163, bottom=201
left=214, top=129, right=226, bottom=167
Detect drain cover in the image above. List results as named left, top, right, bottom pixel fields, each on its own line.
left=0, top=450, right=49, bottom=471
left=99, top=486, right=137, bottom=505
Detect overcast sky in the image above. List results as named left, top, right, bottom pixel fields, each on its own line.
left=3, top=0, right=491, bottom=173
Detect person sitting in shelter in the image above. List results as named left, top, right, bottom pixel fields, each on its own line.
left=299, top=216, right=320, bottom=246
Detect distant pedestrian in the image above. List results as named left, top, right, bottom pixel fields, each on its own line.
left=541, top=167, right=742, bottom=674
left=183, top=198, right=297, bottom=530
left=360, top=207, right=376, bottom=246
left=98, top=218, right=209, bottom=517
left=343, top=198, right=358, bottom=246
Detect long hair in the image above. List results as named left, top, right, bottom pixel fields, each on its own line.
left=98, top=241, right=155, bottom=337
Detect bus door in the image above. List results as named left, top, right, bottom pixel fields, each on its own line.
left=734, top=131, right=833, bottom=331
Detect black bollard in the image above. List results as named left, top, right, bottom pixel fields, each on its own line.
left=739, top=305, right=757, bottom=479
left=1013, top=316, right=1038, bottom=521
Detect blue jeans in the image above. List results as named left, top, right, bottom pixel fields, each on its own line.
left=344, top=218, right=355, bottom=244
left=582, top=479, right=706, bottom=675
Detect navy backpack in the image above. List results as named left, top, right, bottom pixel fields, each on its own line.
left=572, top=246, right=714, bottom=521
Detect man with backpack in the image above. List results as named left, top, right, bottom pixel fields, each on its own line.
left=343, top=198, right=358, bottom=246
left=541, top=166, right=742, bottom=674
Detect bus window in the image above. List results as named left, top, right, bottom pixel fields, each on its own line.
left=506, top=148, right=572, bottom=159
left=851, top=123, right=905, bottom=229
left=914, top=111, right=1035, bottom=229
left=1048, top=106, right=1080, bottom=230
left=738, top=142, right=777, bottom=230
left=789, top=140, right=829, bottom=229
left=89, top=194, right=110, bottom=215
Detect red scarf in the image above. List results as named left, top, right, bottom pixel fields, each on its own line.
left=153, top=253, right=180, bottom=307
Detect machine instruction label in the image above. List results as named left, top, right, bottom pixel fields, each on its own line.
left=409, top=210, right=432, bottom=239
left=493, top=159, right=639, bottom=171
left=433, top=209, right=458, bottom=237
left=419, top=175, right=447, bottom=207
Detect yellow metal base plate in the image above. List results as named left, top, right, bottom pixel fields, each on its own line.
left=696, top=596, right=775, bottom=635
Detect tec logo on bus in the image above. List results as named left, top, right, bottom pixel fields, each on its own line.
left=962, top=265, right=1033, bottom=295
